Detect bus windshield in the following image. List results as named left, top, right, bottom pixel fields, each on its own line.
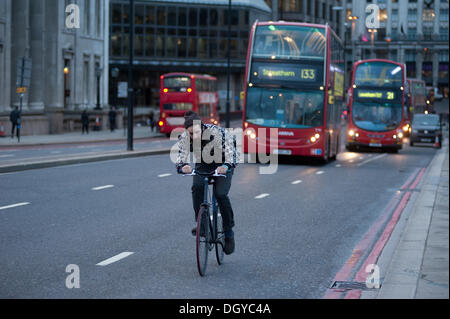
left=352, top=101, right=402, bottom=131
left=163, top=76, right=191, bottom=92
left=354, top=62, right=403, bottom=88
left=253, top=25, right=326, bottom=59
left=245, top=87, right=324, bottom=128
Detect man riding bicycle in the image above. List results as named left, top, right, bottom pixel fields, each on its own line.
left=176, top=111, right=238, bottom=255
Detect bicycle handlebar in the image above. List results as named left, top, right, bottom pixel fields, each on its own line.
left=181, top=168, right=227, bottom=178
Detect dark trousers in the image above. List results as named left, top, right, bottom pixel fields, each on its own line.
left=82, top=123, right=89, bottom=134
left=192, top=169, right=235, bottom=232
left=11, top=122, right=18, bottom=137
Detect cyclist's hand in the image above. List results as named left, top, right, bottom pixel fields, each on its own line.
left=217, top=165, right=228, bottom=175
left=182, top=165, right=192, bottom=174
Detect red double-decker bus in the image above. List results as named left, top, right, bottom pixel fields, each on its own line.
left=158, top=73, right=219, bottom=135
left=346, top=59, right=406, bottom=153
left=242, top=22, right=345, bottom=162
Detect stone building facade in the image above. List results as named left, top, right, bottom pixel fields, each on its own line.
left=0, top=0, right=110, bottom=135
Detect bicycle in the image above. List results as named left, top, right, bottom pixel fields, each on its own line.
left=183, top=169, right=226, bottom=276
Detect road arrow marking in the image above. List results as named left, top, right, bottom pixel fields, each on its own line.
left=291, top=180, right=302, bottom=184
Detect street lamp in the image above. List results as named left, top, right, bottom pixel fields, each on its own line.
left=95, top=67, right=103, bottom=110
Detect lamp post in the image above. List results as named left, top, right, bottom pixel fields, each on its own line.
left=225, top=0, right=231, bottom=128
left=95, top=67, right=103, bottom=110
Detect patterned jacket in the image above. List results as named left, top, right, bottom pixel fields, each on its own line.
left=175, top=124, right=238, bottom=173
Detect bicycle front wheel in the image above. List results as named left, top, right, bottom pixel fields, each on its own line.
left=196, top=206, right=210, bottom=277
left=214, top=208, right=225, bottom=265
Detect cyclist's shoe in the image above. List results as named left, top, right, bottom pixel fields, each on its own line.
left=224, top=231, right=235, bottom=255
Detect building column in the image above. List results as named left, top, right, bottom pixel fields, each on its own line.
left=432, top=50, right=439, bottom=88
left=417, top=0, right=423, bottom=40
left=416, top=50, right=423, bottom=80
left=398, top=46, right=405, bottom=64
left=311, top=0, right=316, bottom=23
left=271, top=0, right=278, bottom=21
left=11, top=0, right=30, bottom=110
left=29, top=0, right=45, bottom=110
left=303, top=0, right=307, bottom=21
left=386, top=0, right=392, bottom=39
left=433, top=0, right=440, bottom=40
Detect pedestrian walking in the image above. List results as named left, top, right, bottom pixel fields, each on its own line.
left=9, top=106, right=20, bottom=139
left=109, top=107, right=117, bottom=132
left=149, top=110, right=155, bottom=132
left=81, top=110, right=89, bottom=134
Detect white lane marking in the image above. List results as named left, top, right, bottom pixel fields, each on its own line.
left=158, top=173, right=172, bottom=178
left=336, top=164, right=342, bottom=167
left=254, top=193, right=270, bottom=199
left=96, top=252, right=134, bottom=266
left=316, top=171, right=325, bottom=175
left=291, top=180, right=302, bottom=185
left=50, top=151, right=61, bottom=154
left=91, top=185, right=114, bottom=191
left=0, top=202, right=30, bottom=210
left=0, top=154, right=15, bottom=158
left=357, top=153, right=387, bottom=167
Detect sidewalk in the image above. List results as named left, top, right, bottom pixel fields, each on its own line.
left=0, top=126, right=163, bottom=147
left=363, top=131, right=449, bottom=299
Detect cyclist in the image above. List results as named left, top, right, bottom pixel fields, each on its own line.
left=176, top=111, right=238, bottom=255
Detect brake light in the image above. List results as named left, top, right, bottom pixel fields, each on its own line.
left=187, top=88, right=192, bottom=93
left=158, top=121, right=164, bottom=127
left=163, top=88, right=168, bottom=93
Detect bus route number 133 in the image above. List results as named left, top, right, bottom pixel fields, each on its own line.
left=301, top=69, right=316, bottom=80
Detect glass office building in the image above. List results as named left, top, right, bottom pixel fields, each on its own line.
left=109, top=0, right=271, bottom=111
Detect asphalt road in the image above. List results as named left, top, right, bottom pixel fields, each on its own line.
left=0, top=137, right=439, bottom=299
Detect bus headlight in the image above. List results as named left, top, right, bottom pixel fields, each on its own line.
left=348, top=129, right=355, bottom=137
left=402, top=124, right=409, bottom=132
left=310, top=136, right=317, bottom=143
left=250, top=133, right=256, bottom=139
left=398, top=132, right=404, bottom=139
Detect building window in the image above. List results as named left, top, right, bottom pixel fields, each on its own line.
left=189, top=8, right=197, bottom=27
left=440, top=27, right=449, bottom=40
left=200, top=9, right=208, bottom=26
left=188, top=38, right=197, bottom=57
left=168, top=7, right=176, bottom=26
left=408, top=9, right=417, bottom=21
left=146, top=6, right=155, bottom=24
left=135, top=27, right=144, bottom=56
left=83, top=60, right=90, bottom=105
left=167, top=36, right=176, bottom=57
left=157, top=7, right=166, bottom=25
left=210, top=9, right=218, bottom=26
left=407, top=27, right=416, bottom=40
left=178, top=37, right=186, bottom=57
left=111, top=26, right=121, bottom=56
left=145, top=28, right=155, bottom=56
left=135, top=4, right=144, bottom=24
left=178, top=8, right=187, bottom=26
left=112, top=3, right=121, bottom=24
left=440, top=9, right=449, bottom=21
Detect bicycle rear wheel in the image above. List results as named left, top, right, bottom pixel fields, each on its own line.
left=196, top=206, right=210, bottom=276
left=214, top=207, right=225, bottom=265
